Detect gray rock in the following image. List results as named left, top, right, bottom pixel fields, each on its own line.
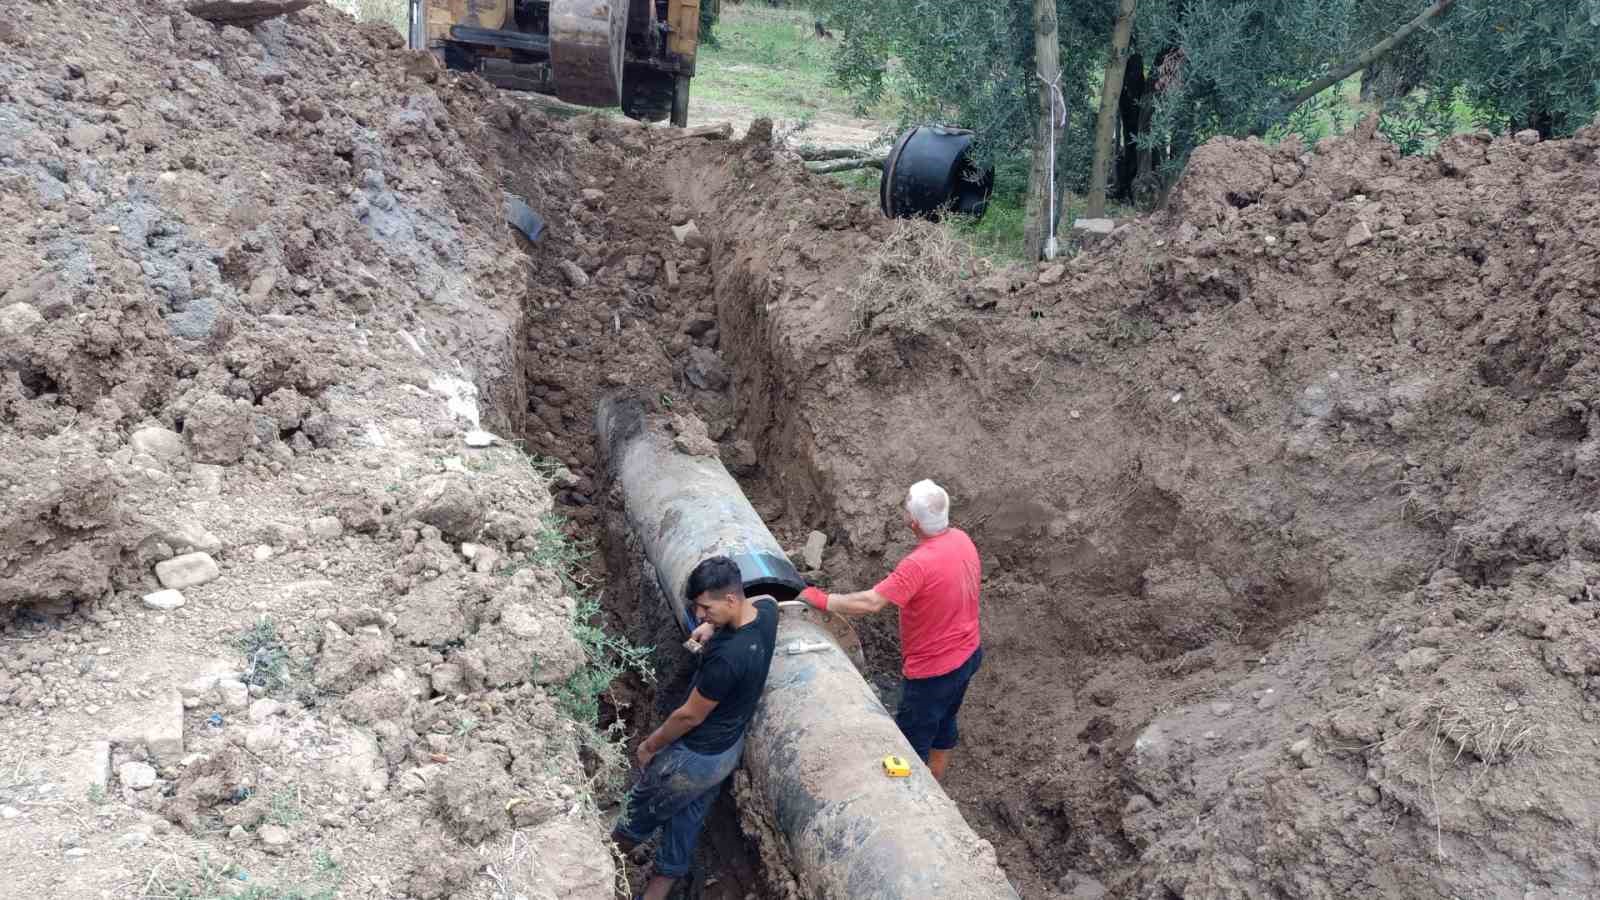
left=685, top=346, right=729, bottom=391
left=1345, top=221, right=1375, bottom=248
left=218, top=679, right=249, bottom=710
left=185, top=0, right=314, bottom=26
left=1038, top=263, right=1066, bottom=286
left=409, top=475, right=483, bottom=539
left=257, top=822, right=292, bottom=853
left=159, top=521, right=222, bottom=554
left=155, top=552, right=219, bottom=590
left=558, top=259, right=589, bottom=288
left=1072, top=217, right=1116, bottom=235
left=671, top=220, right=708, bottom=248
left=1398, top=646, right=1444, bottom=674
left=0, top=302, right=44, bottom=336
left=1356, top=784, right=1381, bottom=805
left=1515, top=128, right=1541, bottom=146
left=307, top=516, right=344, bottom=541
left=145, top=691, right=185, bottom=763
left=142, top=589, right=186, bottom=611
left=245, top=723, right=281, bottom=753
left=130, top=426, right=187, bottom=461
left=228, top=824, right=248, bottom=842
left=184, top=394, right=256, bottom=464
left=247, top=698, right=283, bottom=722
left=580, top=188, right=606, bottom=207
left=119, top=761, right=157, bottom=790
left=166, top=296, right=221, bottom=340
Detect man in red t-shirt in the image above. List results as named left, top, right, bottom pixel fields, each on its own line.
left=799, top=479, right=982, bottom=781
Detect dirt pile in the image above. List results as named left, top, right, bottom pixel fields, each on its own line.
left=0, top=2, right=633, bottom=898
left=657, top=117, right=1600, bottom=897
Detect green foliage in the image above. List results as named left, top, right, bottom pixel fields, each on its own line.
left=1419, top=0, right=1600, bottom=136
left=236, top=617, right=292, bottom=694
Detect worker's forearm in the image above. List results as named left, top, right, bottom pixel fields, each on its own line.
left=643, top=708, right=703, bottom=752
left=826, top=590, right=881, bottom=617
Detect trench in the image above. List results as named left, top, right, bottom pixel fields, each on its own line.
left=486, top=124, right=1341, bottom=898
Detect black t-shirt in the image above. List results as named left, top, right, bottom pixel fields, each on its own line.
left=681, top=597, right=778, bottom=754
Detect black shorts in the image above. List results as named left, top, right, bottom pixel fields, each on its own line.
left=894, top=646, right=983, bottom=760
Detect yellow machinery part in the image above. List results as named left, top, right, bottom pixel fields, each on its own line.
left=667, top=0, right=700, bottom=63
left=549, top=0, right=626, bottom=108
left=424, top=0, right=509, bottom=43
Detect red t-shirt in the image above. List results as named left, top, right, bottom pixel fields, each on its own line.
left=873, top=528, right=982, bottom=679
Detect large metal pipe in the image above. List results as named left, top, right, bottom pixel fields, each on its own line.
left=597, top=393, right=1019, bottom=899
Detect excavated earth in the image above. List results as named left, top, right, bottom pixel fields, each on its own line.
left=6, top=2, right=1600, bottom=900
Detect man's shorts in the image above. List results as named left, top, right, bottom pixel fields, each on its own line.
left=894, top=646, right=983, bottom=761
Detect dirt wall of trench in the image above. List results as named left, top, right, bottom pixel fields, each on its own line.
left=662, top=121, right=1600, bottom=898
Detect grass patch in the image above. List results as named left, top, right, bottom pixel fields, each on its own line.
left=267, top=788, right=302, bottom=826
left=325, top=0, right=406, bottom=35
left=236, top=617, right=292, bottom=694
left=696, top=3, right=890, bottom=123
left=145, top=849, right=342, bottom=900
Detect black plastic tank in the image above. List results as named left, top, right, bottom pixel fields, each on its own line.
left=880, top=126, right=995, bottom=222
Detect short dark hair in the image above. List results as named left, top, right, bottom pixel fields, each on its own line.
left=686, top=556, right=744, bottom=603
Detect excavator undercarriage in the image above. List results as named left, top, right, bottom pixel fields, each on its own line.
left=408, top=0, right=700, bottom=126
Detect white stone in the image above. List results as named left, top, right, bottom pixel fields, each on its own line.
left=802, top=531, right=828, bottom=571
left=463, top=429, right=496, bottom=448
left=142, top=589, right=186, bottom=611
left=253, top=545, right=275, bottom=562
left=119, top=761, right=157, bottom=790
left=146, top=690, right=185, bottom=763
left=129, top=427, right=186, bottom=461
left=154, top=552, right=220, bottom=590
left=307, top=515, right=344, bottom=541
left=0, top=302, right=44, bottom=337
left=245, top=723, right=281, bottom=753
left=1514, top=128, right=1541, bottom=146
left=218, top=679, right=249, bottom=710
left=257, top=823, right=292, bottom=853
left=248, top=698, right=283, bottom=722
left=0, top=806, right=19, bottom=819
left=671, top=220, right=708, bottom=248
left=1345, top=221, right=1375, bottom=248
left=1072, top=218, right=1116, bottom=235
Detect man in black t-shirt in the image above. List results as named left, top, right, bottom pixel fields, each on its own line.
left=612, top=556, right=778, bottom=900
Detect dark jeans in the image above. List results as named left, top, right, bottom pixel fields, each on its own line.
left=894, top=646, right=983, bottom=761
left=614, top=737, right=744, bottom=878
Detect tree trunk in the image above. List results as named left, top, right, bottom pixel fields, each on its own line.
left=1023, top=0, right=1062, bottom=261
left=1251, top=0, right=1458, bottom=135
left=804, top=157, right=884, bottom=174
left=1086, top=0, right=1138, bottom=219
left=1114, top=53, right=1144, bottom=201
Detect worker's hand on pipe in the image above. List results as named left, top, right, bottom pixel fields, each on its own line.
left=799, top=586, right=830, bottom=611
left=637, top=741, right=659, bottom=769
left=690, top=622, right=715, bottom=644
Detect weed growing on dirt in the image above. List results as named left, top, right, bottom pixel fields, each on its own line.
left=552, top=589, right=654, bottom=797
left=312, top=848, right=340, bottom=876
left=268, top=788, right=302, bottom=826
left=87, top=781, right=106, bottom=804
left=236, top=617, right=292, bottom=692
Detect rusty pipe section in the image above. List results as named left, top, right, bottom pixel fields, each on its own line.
left=597, top=393, right=1019, bottom=899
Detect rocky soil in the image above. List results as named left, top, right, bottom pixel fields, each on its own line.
left=7, top=1, right=1600, bottom=899
left=0, top=2, right=625, bottom=898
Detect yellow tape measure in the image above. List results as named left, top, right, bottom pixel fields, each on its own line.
left=881, top=755, right=912, bottom=777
